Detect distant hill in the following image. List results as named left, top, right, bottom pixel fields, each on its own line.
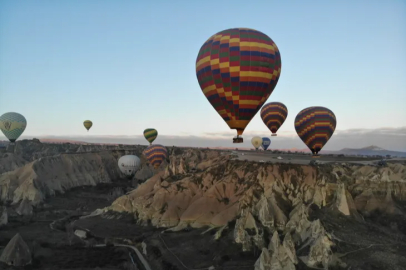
left=37, top=138, right=90, bottom=144
left=336, top=145, right=406, bottom=157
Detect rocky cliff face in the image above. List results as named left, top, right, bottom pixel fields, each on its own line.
left=105, top=150, right=406, bottom=269
left=0, top=152, right=121, bottom=206
left=1, top=140, right=405, bottom=269
left=0, top=140, right=164, bottom=207
left=0, top=139, right=140, bottom=175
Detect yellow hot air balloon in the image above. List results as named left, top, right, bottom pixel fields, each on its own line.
left=251, top=137, right=262, bottom=150
left=0, top=112, right=27, bottom=143
left=83, top=120, right=92, bottom=132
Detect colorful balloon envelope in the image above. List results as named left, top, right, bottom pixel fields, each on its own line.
left=0, top=112, right=27, bottom=143
left=143, top=144, right=168, bottom=169
left=251, top=136, right=262, bottom=150
left=294, top=106, right=337, bottom=157
left=143, top=128, right=158, bottom=145
left=260, top=102, right=288, bottom=136
left=261, top=137, right=271, bottom=151
left=83, top=120, right=93, bottom=131
left=196, top=28, right=282, bottom=143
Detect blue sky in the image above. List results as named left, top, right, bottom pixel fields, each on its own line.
left=0, top=0, right=405, bottom=149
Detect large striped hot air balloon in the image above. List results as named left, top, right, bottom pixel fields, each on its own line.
left=143, top=128, right=158, bottom=145
left=83, top=120, right=93, bottom=132
left=294, top=107, right=337, bottom=157
left=0, top=112, right=27, bottom=143
left=196, top=28, right=282, bottom=143
left=143, top=144, right=168, bottom=169
left=260, top=102, right=288, bottom=136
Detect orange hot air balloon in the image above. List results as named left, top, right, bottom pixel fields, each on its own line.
left=196, top=28, right=282, bottom=143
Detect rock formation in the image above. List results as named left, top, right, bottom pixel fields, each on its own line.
left=0, top=233, right=32, bottom=266
left=16, top=199, right=33, bottom=216
left=102, top=150, right=406, bottom=269
left=0, top=152, right=124, bottom=205
left=1, top=140, right=406, bottom=269
left=0, top=206, right=7, bottom=226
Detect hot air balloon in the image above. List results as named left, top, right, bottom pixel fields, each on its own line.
left=196, top=28, right=282, bottom=143
left=0, top=112, right=27, bottom=144
left=83, top=120, right=92, bottom=132
left=294, top=107, right=337, bottom=158
left=251, top=137, right=262, bottom=150
left=261, top=137, right=271, bottom=151
left=260, top=102, right=288, bottom=136
left=143, top=144, right=168, bottom=169
left=118, top=155, right=141, bottom=179
left=143, top=128, right=158, bottom=145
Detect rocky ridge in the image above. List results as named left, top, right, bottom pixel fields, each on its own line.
left=104, top=149, right=406, bottom=269
left=1, top=140, right=406, bottom=269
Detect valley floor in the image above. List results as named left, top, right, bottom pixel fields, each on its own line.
left=1, top=178, right=406, bottom=270
left=0, top=181, right=260, bottom=270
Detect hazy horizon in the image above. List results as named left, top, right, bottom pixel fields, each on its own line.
left=2, top=126, right=405, bottom=152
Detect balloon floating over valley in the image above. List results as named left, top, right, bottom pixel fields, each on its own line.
left=118, top=155, right=141, bottom=179
left=83, top=120, right=93, bottom=132
left=294, top=106, right=337, bottom=157
left=0, top=26, right=338, bottom=176
left=261, top=137, right=271, bottom=151
left=143, top=144, right=168, bottom=169
left=143, top=128, right=158, bottom=145
left=0, top=112, right=27, bottom=144
left=261, top=102, right=288, bottom=136
left=251, top=136, right=262, bottom=150
left=195, top=28, right=282, bottom=144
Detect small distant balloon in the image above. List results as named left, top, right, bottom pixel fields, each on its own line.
left=143, top=128, right=158, bottom=145
left=0, top=112, right=27, bottom=143
left=118, top=155, right=141, bottom=179
left=261, top=137, right=271, bottom=151
left=260, top=102, right=288, bottom=136
left=83, top=120, right=92, bottom=132
left=294, top=106, right=337, bottom=157
left=251, top=137, right=262, bottom=150
left=143, top=144, right=168, bottom=169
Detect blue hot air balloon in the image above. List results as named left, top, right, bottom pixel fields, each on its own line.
left=261, top=137, right=271, bottom=151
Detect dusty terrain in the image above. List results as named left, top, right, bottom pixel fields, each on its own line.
left=0, top=139, right=406, bottom=270
left=0, top=182, right=135, bottom=270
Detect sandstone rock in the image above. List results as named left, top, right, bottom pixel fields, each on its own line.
left=0, top=152, right=123, bottom=205
left=0, top=233, right=32, bottom=266
left=0, top=206, right=7, bottom=226
left=74, top=229, right=87, bottom=239
left=3, top=140, right=406, bottom=270
left=16, top=199, right=33, bottom=216
left=330, top=183, right=362, bottom=220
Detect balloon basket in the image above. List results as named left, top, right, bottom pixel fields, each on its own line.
left=271, top=134, right=277, bottom=136
left=312, top=155, right=320, bottom=159
left=233, top=137, right=243, bottom=143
